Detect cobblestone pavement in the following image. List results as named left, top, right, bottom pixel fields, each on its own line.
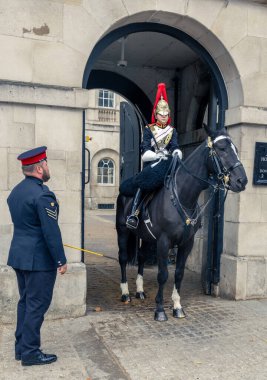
left=1, top=210, right=267, bottom=380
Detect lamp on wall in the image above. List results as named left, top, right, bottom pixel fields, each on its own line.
left=117, top=37, right=127, bottom=68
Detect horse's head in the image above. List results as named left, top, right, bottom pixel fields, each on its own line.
left=204, top=125, right=248, bottom=192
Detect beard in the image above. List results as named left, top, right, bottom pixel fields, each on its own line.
left=42, top=168, right=50, bottom=182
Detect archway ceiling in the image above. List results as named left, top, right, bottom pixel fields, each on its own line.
left=93, top=31, right=198, bottom=72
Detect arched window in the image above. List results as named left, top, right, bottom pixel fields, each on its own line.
left=97, top=158, right=114, bottom=184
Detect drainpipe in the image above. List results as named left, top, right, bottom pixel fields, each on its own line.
left=173, top=70, right=180, bottom=129
left=205, top=83, right=217, bottom=295
left=205, top=83, right=226, bottom=295
left=81, top=110, right=85, bottom=263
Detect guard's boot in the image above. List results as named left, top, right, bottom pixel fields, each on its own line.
left=126, top=189, right=142, bottom=229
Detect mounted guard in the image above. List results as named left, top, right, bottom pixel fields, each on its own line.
left=126, top=83, right=182, bottom=229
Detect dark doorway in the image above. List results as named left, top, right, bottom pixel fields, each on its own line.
left=82, top=21, right=229, bottom=295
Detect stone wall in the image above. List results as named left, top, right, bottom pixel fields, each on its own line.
left=0, top=83, right=88, bottom=322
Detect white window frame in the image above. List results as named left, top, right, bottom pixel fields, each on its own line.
left=98, top=89, right=115, bottom=108
left=97, top=158, right=115, bottom=185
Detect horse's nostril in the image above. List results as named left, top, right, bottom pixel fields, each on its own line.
left=237, top=177, right=248, bottom=189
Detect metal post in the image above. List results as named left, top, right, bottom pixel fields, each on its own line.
left=81, top=110, right=85, bottom=263
left=205, top=83, right=226, bottom=295
left=205, top=83, right=217, bottom=294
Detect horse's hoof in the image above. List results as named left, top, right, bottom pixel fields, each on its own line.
left=136, top=292, right=146, bottom=300
left=121, top=294, right=131, bottom=303
left=173, top=308, right=186, bottom=318
left=154, top=310, right=168, bottom=322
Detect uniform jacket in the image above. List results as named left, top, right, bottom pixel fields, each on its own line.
left=7, top=176, right=67, bottom=271
left=140, top=123, right=179, bottom=155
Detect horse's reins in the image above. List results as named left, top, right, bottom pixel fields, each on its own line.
left=167, top=157, right=214, bottom=227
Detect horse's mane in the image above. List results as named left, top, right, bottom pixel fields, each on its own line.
left=182, top=141, right=207, bottom=166
left=182, top=127, right=229, bottom=166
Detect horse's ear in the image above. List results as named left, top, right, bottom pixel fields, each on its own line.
left=203, top=123, right=211, bottom=136
left=203, top=123, right=222, bottom=139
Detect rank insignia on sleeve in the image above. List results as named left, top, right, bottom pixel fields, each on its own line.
left=45, top=207, right=58, bottom=220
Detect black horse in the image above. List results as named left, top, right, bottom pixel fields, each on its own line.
left=116, top=125, right=248, bottom=321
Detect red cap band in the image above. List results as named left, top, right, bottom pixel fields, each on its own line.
left=20, top=152, right=47, bottom=166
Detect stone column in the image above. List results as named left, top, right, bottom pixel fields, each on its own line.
left=0, top=82, right=89, bottom=322
left=220, top=107, right=267, bottom=299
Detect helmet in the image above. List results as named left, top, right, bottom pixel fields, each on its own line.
left=151, top=83, right=171, bottom=124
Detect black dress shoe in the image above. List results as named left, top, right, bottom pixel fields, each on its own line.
left=22, top=352, right=57, bottom=366
left=15, top=353, right=21, bottom=361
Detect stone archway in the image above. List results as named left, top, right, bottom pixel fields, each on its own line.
left=81, top=13, right=245, bottom=297
left=83, top=13, right=244, bottom=115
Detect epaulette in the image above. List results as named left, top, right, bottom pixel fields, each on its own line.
left=147, top=123, right=156, bottom=128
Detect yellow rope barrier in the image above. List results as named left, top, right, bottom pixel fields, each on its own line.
left=63, top=244, right=104, bottom=257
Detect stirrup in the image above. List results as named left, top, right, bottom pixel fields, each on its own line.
left=126, top=215, right=139, bottom=229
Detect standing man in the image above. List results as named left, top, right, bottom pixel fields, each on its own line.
left=7, top=146, right=67, bottom=366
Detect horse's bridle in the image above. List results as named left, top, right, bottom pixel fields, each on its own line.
left=166, top=134, right=243, bottom=227
left=208, top=135, right=243, bottom=186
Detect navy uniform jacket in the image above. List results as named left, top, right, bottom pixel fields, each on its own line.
left=7, top=176, right=67, bottom=271
left=140, top=123, right=179, bottom=155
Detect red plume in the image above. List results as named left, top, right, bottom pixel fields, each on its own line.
left=151, top=83, right=170, bottom=124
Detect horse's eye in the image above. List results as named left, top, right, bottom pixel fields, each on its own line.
left=215, top=141, right=228, bottom=150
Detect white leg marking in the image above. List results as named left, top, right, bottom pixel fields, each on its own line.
left=120, top=282, right=129, bottom=295
left=172, top=285, right=182, bottom=309
left=136, top=274, right=144, bottom=293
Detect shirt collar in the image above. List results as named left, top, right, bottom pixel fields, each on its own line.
left=25, top=175, right=43, bottom=184
left=156, top=121, right=168, bottom=128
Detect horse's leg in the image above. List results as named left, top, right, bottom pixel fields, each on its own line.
left=172, top=236, right=194, bottom=318
left=135, top=240, right=149, bottom=300
left=154, top=234, right=170, bottom=322
left=118, top=229, right=131, bottom=303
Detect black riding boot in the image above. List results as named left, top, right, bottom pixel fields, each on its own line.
left=126, top=189, right=142, bottom=229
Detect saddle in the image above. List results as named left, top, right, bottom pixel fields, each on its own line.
left=136, top=191, right=157, bottom=240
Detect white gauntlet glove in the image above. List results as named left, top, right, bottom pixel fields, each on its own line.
left=142, top=150, right=157, bottom=162
left=172, top=149, right=183, bottom=159
left=156, top=151, right=168, bottom=160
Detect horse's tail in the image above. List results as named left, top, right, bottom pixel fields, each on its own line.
left=116, top=193, right=138, bottom=265
left=126, top=232, right=138, bottom=265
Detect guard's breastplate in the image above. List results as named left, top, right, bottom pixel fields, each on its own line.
left=149, top=123, right=173, bottom=151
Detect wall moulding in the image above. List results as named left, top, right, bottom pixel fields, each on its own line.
left=0, top=81, right=89, bottom=109
left=226, top=106, right=267, bottom=127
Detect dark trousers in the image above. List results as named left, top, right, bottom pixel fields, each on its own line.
left=14, top=269, right=57, bottom=358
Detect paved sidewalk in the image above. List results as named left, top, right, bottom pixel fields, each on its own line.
left=1, top=210, right=266, bottom=380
